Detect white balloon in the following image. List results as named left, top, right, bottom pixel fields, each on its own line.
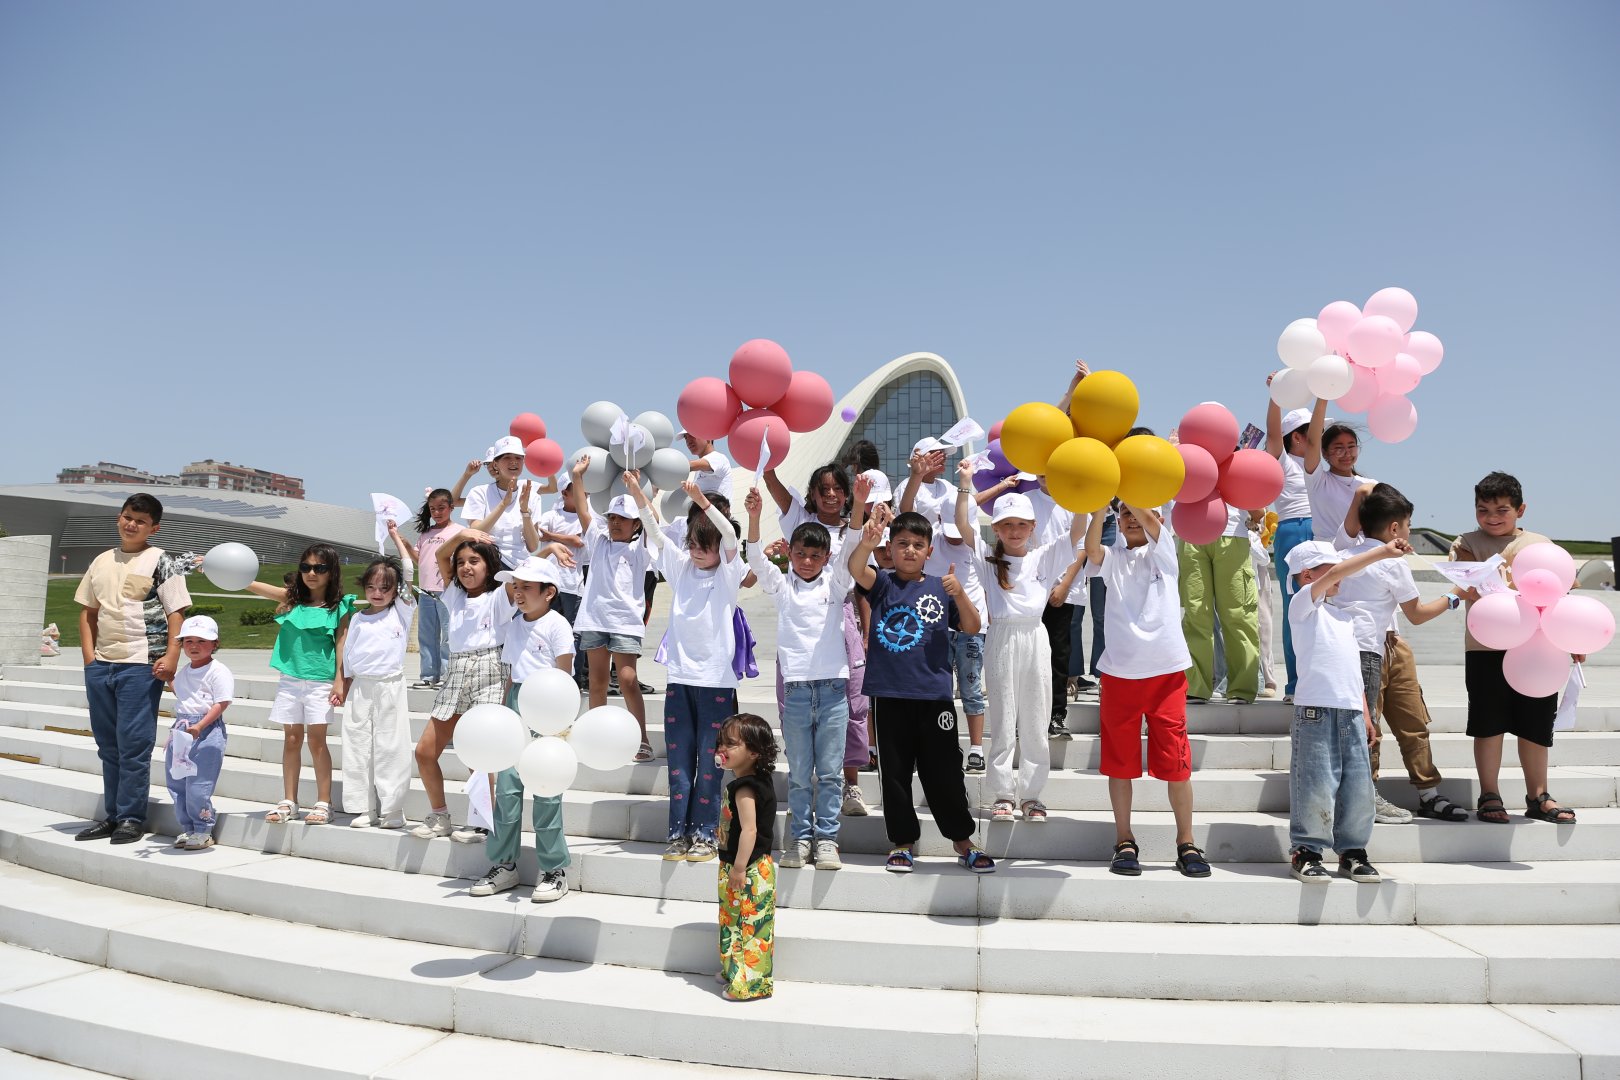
left=1306, top=354, right=1354, bottom=400
left=1268, top=367, right=1313, bottom=410
left=517, top=667, right=583, bottom=736
left=609, top=422, right=655, bottom=469
left=1276, top=318, right=1327, bottom=371
left=646, top=446, right=692, bottom=491
left=568, top=445, right=615, bottom=493
left=633, top=410, right=676, bottom=451
left=517, top=736, right=578, bottom=797
left=454, top=703, right=528, bottom=773
left=570, top=705, right=641, bottom=771
left=202, top=542, right=260, bottom=592
left=580, top=401, right=624, bottom=449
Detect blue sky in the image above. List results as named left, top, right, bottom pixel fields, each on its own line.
left=2, top=2, right=1615, bottom=539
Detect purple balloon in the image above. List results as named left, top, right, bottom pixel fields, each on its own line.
left=840, top=407, right=857, bottom=422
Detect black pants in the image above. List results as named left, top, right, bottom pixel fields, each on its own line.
left=873, top=697, right=976, bottom=847
left=1042, top=602, right=1072, bottom=717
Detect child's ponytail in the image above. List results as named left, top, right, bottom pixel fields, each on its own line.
left=987, top=539, right=1014, bottom=591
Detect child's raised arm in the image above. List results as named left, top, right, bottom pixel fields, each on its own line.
left=450, top=459, right=484, bottom=509
left=571, top=456, right=594, bottom=534
left=1122, top=500, right=1162, bottom=543
left=1309, top=537, right=1410, bottom=601
left=954, top=459, right=978, bottom=542
left=627, top=469, right=665, bottom=551
left=1265, top=373, right=1286, bottom=459
left=1083, top=503, right=1109, bottom=567
left=1056, top=358, right=1089, bottom=413
left=1301, top=397, right=1330, bottom=476
left=942, top=562, right=980, bottom=634
left=846, top=514, right=882, bottom=590
left=389, top=521, right=419, bottom=564
left=760, top=467, right=794, bottom=516
left=685, top=479, right=739, bottom=557
left=1343, top=481, right=1376, bottom=540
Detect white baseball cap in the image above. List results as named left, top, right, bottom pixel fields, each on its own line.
left=1285, top=540, right=1344, bottom=576
left=495, top=556, right=560, bottom=586
left=912, top=436, right=949, bottom=456
left=490, top=435, right=525, bottom=459
left=605, top=494, right=638, bottom=518
left=178, top=615, right=219, bottom=641
left=991, top=493, right=1036, bottom=524
left=1281, top=408, right=1312, bottom=434
left=859, top=469, right=892, bottom=503
left=942, top=520, right=964, bottom=540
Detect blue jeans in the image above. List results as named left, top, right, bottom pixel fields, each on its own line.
left=1289, top=705, right=1375, bottom=854
left=781, top=679, right=849, bottom=841
left=1272, top=517, right=1312, bottom=696
left=84, top=660, right=165, bottom=823
left=164, top=720, right=226, bottom=835
left=1086, top=514, right=1117, bottom=672
left=417, top=591, right=449, bottom=682
left=950, top=631, right=986, bottom=716
left=664, top=683, right=737, bottom=844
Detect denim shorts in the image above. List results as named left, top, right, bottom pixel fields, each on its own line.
left=578, top=630, right=643, bottom=656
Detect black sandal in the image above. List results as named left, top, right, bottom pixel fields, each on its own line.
left=1417, top=794, right=1470, bottom=822
left=1175, top=842, right=1212, bottom=878
left=1475, top=791, right=1509, bottom=824
left=1109, top=839, right=1141, bottom=876
left=1525, top=792, right=1576, bottom=824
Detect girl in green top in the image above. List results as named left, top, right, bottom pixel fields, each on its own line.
left=243, top=543, right=356, bottom=825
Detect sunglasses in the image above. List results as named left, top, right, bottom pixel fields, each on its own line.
left=299, top=562, right=331, bottom=574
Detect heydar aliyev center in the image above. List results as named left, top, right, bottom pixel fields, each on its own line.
left=736, top=351, right=969, bottom=546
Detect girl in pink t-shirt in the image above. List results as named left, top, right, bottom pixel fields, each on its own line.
left=393, top=488, right=461, bottom=688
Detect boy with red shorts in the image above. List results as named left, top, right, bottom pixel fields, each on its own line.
left=1083, top=500, right=1209, bottom=878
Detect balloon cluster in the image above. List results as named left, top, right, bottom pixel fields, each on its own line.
left=451, top=668, right=644, bottom=796
left=1271, top=287, right=1443, bottom=444
left=677, top=339, right=836, bottom=473
left=1466, top=544, right=1615, bottom=697
left=1171, top=403, right=1285, bottom=544
left=509, top=413, right=565, bottom=480
left=570, top=401, right=685, bottom=516
left=997, top=371, right=1186, bottom=514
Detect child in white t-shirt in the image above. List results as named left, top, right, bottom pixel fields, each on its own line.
left=638, top=479, right=745, bottom=864
left=1084, top=500, right=1205, bottom=878
left=334, top=554, right=416, bottom=829
left=456, top=436, right=554, bottom=569
left=165, top=615, right=233, bottom=850
left=529, top=474, right=587, bottom=685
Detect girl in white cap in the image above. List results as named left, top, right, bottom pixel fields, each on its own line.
left=165, top=615, right=233, bottom=849
left=452, top=437, right=556, bottom=570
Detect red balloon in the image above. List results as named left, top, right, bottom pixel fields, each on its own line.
left=677, top=377, right=743, bottom=441
left=1176, top=444, right=1219, bottom=502
left=509, top=412, right=547, bottom=444
left=770, top=370, right=835, bottom=433
left=728, top=409, right=791, bottom=472
left=729, top=339, right=794, bottom=408
left=524, top=438, right=564, bottom=478
left=1178, top=403, right=1239, bottom=465
left=988, top=419, right=1004, bottom=441
left=1172, top=493, right=1227, bottom=544
left=1217, top=448, right=1285, bottom=510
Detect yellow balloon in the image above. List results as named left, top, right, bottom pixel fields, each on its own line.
left=999, top=401, right=1075, bottom=474
left=1113, top=435, right=1185, bottom=509
left=1069, top=370, right=1140, bottom=446
left=1045, top=437, right=1120, bottom=514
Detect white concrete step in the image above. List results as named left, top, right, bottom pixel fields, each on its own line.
left=0, top=1049, right=117, bottom=1079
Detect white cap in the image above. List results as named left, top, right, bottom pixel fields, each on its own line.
left=991, top=493, right=1036, bottom=524
left=490, top=435, right=525, bottom=459
left=481, top=445, right=496, bottom=463
left=1281, top=408, right=1312, bottom=434
left=912, top=436, right=948, bottom=456
left=942, top=520, right=963, bottom=540
left=178, top=615, right=219, bottom=641
left=859, top=468, right=892, bottom=503
left=605, top=494, right=637, bottom=518
left=495, top=556, right=560, bottom=586
left=1285, top=540, right=1344, bottom=576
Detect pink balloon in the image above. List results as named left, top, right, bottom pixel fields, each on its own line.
left=1502, top=630, right=1572, bottom=698
left=729, top=339, right=794, bottom=408
left=1466, top=591, right=1541, bottom=651
left=1347, top=315, right=1404, bottom=369
left=1172, top=493, right=1227, bottom=545
left=1367, top=394, right=1418, bottom=443
left=840, top=406, right=857, bottom=423
left=510, top=412, right=547, bottom=444
left=1511, top=542, right=1576, bottom=593
left=1317, top=301, right=1362, bottom=355
left=1363, top=287, right=1419, bottom=333
left=728, top=409, right=791, bottom=472
left=1514, top=568, right=1565, bottom=610
left=1375, top=353, right=1423, bottom=396
left=1178, top=403, right=1239, bottom=465
left=1540, top=595, right=1616, bottom=655
left=770, top=370, right=835, bottom=433
left=1405, top=330, right=1444, bottom=375
left=1335, top=363, right=1380, bottom=413
left=1216, top=448, right=1285, bottom=510
left=988, top=419, right=1004, bottom=441
left=676, top=377, right=743, bottom=441
left=1176, top=444, right=1219, bottom=502
left=524, top=437, right=563, bottom=478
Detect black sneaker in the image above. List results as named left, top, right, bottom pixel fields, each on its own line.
left=109, top=820, right=146, bottom=845
left=1047, top=716, right=1071, bottom=739
left=1290, top=849, right=1329, bottom=884
left=964, top=749, right=985, bottom=774
left=1337, top=849, right=1381, bottom=883
left=75, top=819, right=117, bottom=841
left=1072, top=676, right=1097, bottom=691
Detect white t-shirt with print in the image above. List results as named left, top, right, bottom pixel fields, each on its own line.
left=1096, top=531, right=1193, bottom=680
left=971, top=538, right=1076, bottom=622
left=462, top=481, right=545, bottom=568
left=1330, top=536, right=1420, bottom=653
left=747, top=544, right=852, bottom=682
left=534, top=508, right=585, bottom=596
left=342, top=599, right=413, bottom=677
left=503, top=608, right=576, bottom=685
left=1289, top=584, right=1366, bottom=710
left=1305, top=467, right=1376, bottom=547
left=444, top=587, right=517, bottom=653
left=780, top=492, right=853, bottom=565
left=694, top=451, right=732, bottom=500
left=172, top=659, right=235, bottom=721
left=574, top=519, right=654, bottom=638
left=654, top=542, right=746, bottom=688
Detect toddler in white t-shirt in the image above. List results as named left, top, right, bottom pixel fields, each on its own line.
left=165, top=615, right=233, bottom=850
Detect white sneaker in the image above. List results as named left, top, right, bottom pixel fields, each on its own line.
left=172, top=833, right=194, bottom=849
left=841, top=784, right=870, bottom=817
left=410, top=811, right=452, bottom=839
left=349, top=813, right=378, bottom=829
left=531, top=869, right=569, bottom=903
left=813, top=839, right=842, bottom=870
left=779, top=839, right=810, bottom=868
left=378, top=815, right=406, bottom=830
left=469, top=863, right=518, bottom=896
left=450, top=825, right=489, bottom=844
left=1374, top=794, right=1414, bottom=824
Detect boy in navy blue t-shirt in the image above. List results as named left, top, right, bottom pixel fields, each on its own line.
left=847, top=509, right=993, bottom=874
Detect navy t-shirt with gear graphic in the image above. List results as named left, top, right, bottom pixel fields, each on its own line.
left=861, top=570, right=959, bottom=700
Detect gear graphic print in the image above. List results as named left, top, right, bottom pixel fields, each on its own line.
left=874, top=606, right=925, bottom=653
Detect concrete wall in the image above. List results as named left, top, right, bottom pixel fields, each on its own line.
left=0, top=536, right=51, bottom=667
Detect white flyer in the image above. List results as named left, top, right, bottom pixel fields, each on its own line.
left=759, top=424, right=773, bottom=472
left=962, top=450, right=994, bottom=473
left=168, top=725, right=197, bottom=780
left=1433, top=555, right=1508, bottom=596
left=464, top=772, right=495, bottom=831
left=1554, top=663, right=1585, bottom=732
left=940, top=417, right=985, bottom=446
left=370, top=492, right=413, bottom=554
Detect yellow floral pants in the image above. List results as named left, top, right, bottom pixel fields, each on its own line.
left=718, top=855, right=775, bottom=1000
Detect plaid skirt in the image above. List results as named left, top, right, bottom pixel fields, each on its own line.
left=431, top=647, right=506, bottom=720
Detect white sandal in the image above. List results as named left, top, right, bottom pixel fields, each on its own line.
left=266, top=800, right=299, bottom=823
left=304, top=801, right=331, bottom=825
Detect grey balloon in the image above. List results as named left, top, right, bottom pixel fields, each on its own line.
left=580, top=400, right=624, bottom=450
left=645, top=446, right=690, bottom=491
left=608, top=423, right=655, bottom=470
left=633, top=410, right=676, bottom=450
left=660, top=486, right=692, bottom=521
left=568, top=445, right=615, bottom=494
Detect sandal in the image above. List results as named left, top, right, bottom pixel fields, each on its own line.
left=304, top=801, right=331, bottom=825
left=633, top=742, right=654, bottom=763
left=1417, top=794, right=1470, bottom=822
left=1475, top=791, right=1509, bottom=824
left=265, top=800, right=299, bottom=823
left=990, top=799, right=1016, bottom=822
left=1110, top=839, right=1141, bottom=876
left=1175, top=842, right=1212, bottom=878
left=884, top=847, right=915, bottom=874
left=956, top=847, right=996, bottom=874
left=1525, top=792, right=1576, bottom=824
left=1020, top=800, right=1048, bottom=823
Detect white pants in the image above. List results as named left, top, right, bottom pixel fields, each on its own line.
left=984, top=616, right=1052, bottom=805
left=342, top=673, right=412, bottom=817
left=1253, top=552, right=1276, bottom=689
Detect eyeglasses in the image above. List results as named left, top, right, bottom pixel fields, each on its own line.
left=299, top=562, right=331, bottom=574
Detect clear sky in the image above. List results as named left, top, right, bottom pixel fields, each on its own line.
left=2, top=2, right=1615, bottom=539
